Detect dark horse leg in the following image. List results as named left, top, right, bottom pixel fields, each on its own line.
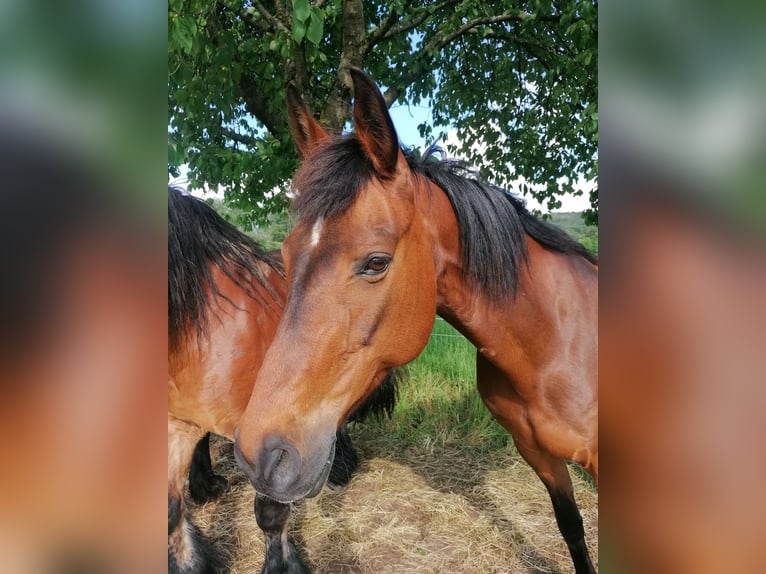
left=514, top=441, right=595, bottom=574
left=168, top=418, right=220, bottom=574
left=476, top=355, right=595, bottom=574
left=255, top=415, right=391, bottom=573
left=189, top=433, right=229, bottom=504
left=327, top=371, right=399, bottom=490
left=326, top=424, right=358, bottom=490
left=255, top=495, right=310, bottom=574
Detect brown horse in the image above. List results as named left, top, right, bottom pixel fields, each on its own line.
left=234, top=69, right=598, bottom=573
left=168, top=186, right=396, bottom=573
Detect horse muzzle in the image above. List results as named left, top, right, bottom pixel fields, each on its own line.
left=233, top=430, right=336, bottom=503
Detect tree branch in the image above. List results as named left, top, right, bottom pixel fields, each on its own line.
left=220, top=127, right=260, bottom=147
left=274, top=0, right=289, bottom=26
left=289, top=44, right=311, bottom=92
left=239, top=6, right=271, bottom=33
left=239, top=74, right=289, bottom=137
left=367, top=1, right=410, bottom=47
left=250, top=0, right=289, bottom=34
left=477, top=28, right=556, bottom=68
left=375, top=0, right=461, bottom=45
left=426, top=11, right=531, bottom=54
left=381, top=11, right=533, bottom=107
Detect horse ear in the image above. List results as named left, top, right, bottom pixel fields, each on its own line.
left=286, top=83, right=330, bottom=157
left=350, top=68, right=399, bottom=178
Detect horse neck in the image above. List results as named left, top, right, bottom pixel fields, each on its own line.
left=415, top=180, right=498, bottom=337
left=420, top=182, right=592, bottom=374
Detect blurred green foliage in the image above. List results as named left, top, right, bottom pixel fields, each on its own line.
left=550, top=211, right=599, bottom=255
left=1, top=0, right=166, bottom=208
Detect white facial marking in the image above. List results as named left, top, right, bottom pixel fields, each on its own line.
left=310, top=218, right=323, bottom=248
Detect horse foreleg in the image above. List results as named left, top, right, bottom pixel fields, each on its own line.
left=254, top=494, right=310, bottom=574
left=188, top=433, right=229, bottom=504
left=168, top=418, right=218, bottom=574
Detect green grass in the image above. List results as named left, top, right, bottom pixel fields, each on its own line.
left=360, top=319, right=511, bottom=454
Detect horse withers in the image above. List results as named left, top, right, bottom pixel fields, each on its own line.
left=234, top=70, right=598, bottom=573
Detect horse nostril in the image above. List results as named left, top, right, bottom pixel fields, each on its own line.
left=262, top=447, right=287, bottom=481
left=260, top=440, right=301, bottom=491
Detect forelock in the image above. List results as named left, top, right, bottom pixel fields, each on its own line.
left=291, top=136, right=375, bottom=222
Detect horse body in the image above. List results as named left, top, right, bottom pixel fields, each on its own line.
left=168, top=265, right=288, bottom=573
left=435, top=232, right=598, bottom=477
left=435, top=224, right=598, bottom=572
left=235, top=69, right=597, bottom=573
left=168, top=186, right=304, bottom=574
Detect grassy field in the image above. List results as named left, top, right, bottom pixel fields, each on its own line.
left=194, top=319, right=598, bottom=573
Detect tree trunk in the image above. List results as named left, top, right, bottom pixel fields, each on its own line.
left=323, top=0, right=368, bottom=131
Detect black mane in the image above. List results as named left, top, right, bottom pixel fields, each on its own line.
left=291, top=138, right=596, bottom=300
left=168, top=186, right=284, bottom=353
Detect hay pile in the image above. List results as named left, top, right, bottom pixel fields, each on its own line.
left=193, top=429, right=597, bottom=574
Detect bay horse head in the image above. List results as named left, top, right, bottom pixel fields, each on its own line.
left=234, top=69, right=440, bottom=501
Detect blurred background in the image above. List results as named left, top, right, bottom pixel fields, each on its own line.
left=0, top=0, right=166, bottom=571
left=1, top=0, right=764, bottom=572
left=600, top=0, right=766, bottom=572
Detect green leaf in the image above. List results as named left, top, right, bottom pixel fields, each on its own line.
left=168, top=141, right=179, bottom=167
left=171, top=15, right=196, bottom=54
left=293, top=0, right=310, bottom=23
left=293, top=18, right=306, bottom=43
left=306, top=10, right=324, bottom=46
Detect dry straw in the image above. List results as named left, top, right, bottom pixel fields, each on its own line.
left=193, top=428, right=597, bottom=574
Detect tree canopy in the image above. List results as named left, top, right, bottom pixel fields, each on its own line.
left=168, top=0, right=597, bottom=224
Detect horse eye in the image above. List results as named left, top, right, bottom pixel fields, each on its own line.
left=362, top=255, right=390, bottom=275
